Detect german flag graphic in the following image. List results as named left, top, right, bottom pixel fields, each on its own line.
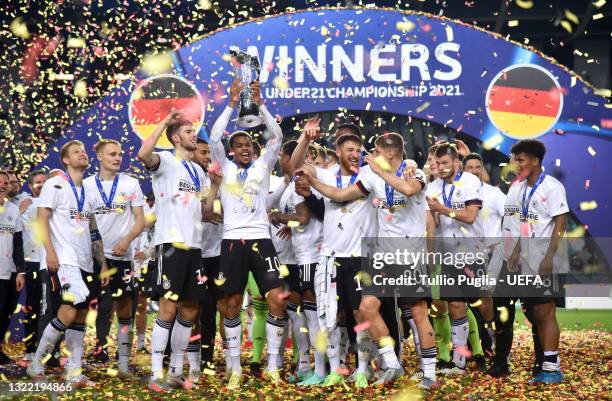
left=129, top=75, right=204, bottom=149
left=486, top=65, right=563, bottom=139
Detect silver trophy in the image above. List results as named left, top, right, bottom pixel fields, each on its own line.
left=230, top=49, right=264, bottom=128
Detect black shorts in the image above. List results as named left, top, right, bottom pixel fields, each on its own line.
left=439, top=264, right=488, bottom=303
left=136, top=260, right=156, bottom=297
left=106, top=258, right=134, bottom=299
left=217, top=238, right=285, bottom=296
left=285, top=264, right=300, bottom=293
left=203, top=256, right=223, bottom=301
left=299, top=263, right=316, bottom=293
left=521, top=274, right=566, bottom=308
left=335, top=257, right=363, bottom=313
left=41, top=270, right=61, bottom=315
left=152, top=243, right=205, bottom=302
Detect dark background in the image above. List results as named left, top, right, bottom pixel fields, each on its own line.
left=1, top=0, right=610, bottom=179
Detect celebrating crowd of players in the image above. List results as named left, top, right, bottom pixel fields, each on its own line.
left=0, top=79, right=568, bottom=393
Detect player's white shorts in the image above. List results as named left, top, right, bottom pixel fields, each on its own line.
left=314, top=255, right=338, bottom=331
left=56, top=264, right=91, bottom=306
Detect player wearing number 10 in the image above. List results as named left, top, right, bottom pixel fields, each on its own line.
left=208, top=79, right=288, bottom=389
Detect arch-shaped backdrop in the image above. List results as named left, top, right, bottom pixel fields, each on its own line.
left=35, top=7, right=611, bottom=236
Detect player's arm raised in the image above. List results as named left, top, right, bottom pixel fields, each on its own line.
left=137, top=111, right=182, bottom=169
left=288, top=117, right=321, bottom=176
left=209, top=79, right=244, bottom=167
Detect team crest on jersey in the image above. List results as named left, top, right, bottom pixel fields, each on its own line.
left=162, top=279, right=171, bottom=290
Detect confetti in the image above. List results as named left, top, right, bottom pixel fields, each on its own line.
left=515, top=0, right=533, bottom=8
left=353, top=321, right=371, bottom=333
left=564, top=10, right=580, bottom=25
left=278, top=264, right=289, bottom=278
left=483, top=134, right=503, bottom=150
left=373, top=156, right=392, bottom=172
left=396, top=21, right=416, bottom=32
left=141, top=52, right=173, bottom=75
left=579, top=201, right=598, bottom=211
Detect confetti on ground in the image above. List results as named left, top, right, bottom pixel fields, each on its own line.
left=1, top=319, right=609, bottom=400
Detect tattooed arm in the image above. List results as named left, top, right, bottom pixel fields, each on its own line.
left=90, top=215, right=109, bottom=287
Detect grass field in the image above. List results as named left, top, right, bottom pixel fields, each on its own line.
left=518, top=308, right=612, bottom=332
left=1, top=308, right=610, bottom=400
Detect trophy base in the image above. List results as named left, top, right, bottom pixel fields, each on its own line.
left=237, top=114, right=264, bottom=129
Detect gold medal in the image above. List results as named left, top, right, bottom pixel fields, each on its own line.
left=389, top=206, right=395, bottom=214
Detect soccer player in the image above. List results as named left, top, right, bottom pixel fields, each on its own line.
left=506, top=139, right=568, bottom=384
left=191, top=137, right=224, bottom=380
left=209, top=79, right=287, bottom=388
left=27, top=140, right=110, bottom=387
left=18, top=170, right=47, bottom=363
left=463, top=153, right=505, bottom=359
left=137, top=111, right=207, bottom=392
left=83, top=139, right=145, bottom=377
left=296, top=133, right=438, bottom=388
left=325, top=148, right=339, bottom=169
left=289, top=123, right=378, bottom=388
left=0, top=170, right=25, bottom=365
left=269, top=140, right=324, bottom=383
left=7, top=170, right=31, bottom=206
left=132, top=194, right=156, bottom=354
left=425, top=143, right=492, bottom=375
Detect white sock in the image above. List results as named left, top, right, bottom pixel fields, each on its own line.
left=451, top=316, right=469, bottom=369
left=370, top=340, right=382, bottom=369
left=222, top=339, right=230, bottom=372
left=542, top=350, right=560, bottom=372
left=378, top=339, right=401, bottom=369
left=356, top=330, right=372, bottom=374
left=65, top=324, right=85, bottom=378
left=277, top=320, right=290, bottom=368
left=421, top=346, right=437, bottom=381
left=304, top=301, right=325, bottom=377
left=169, top=315, right=193, bottom=378
left=287, top=302, right=311, bottom=373
left=137, top=333, right=145, bottom=350
left=117, top=318, right=133, bottom=372
left=408, top=318, right=422, bottom=370
left=266, top=313, right=287, bottom=371
left=151, top=317, right=171, bottom=380
left=187, top=340, right=201, bottom=373
left=327, top=326, right=341, bottom=373
left=32, top=318, right=66, bottom=373
left=224, top=316, right=242, bottom=374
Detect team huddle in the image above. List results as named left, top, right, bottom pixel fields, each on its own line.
left=0, top=79, right=569, bottom=393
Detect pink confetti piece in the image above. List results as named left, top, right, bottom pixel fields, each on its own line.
left=353, top=321, right=371, bottom=333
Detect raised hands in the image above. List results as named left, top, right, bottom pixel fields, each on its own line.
left=303, top=117, right=322, bottom=141
left=229, top=78, right=246, bottom=108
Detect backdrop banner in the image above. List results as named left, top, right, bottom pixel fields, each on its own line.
left=35, top=8, right=611, bottom=238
